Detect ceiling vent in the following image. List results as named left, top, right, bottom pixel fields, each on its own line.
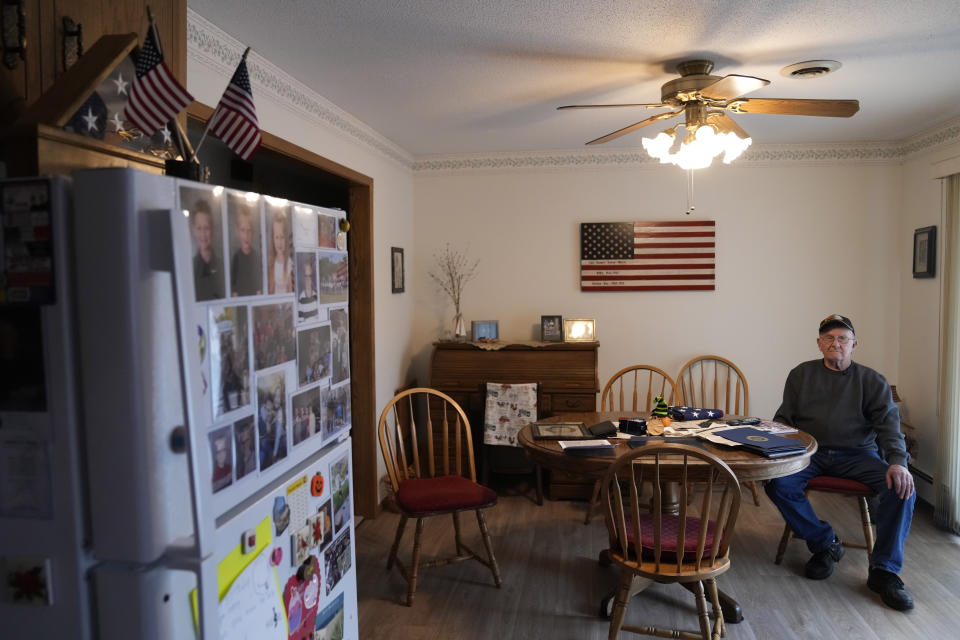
left=780, top=60, right=842, bottom=79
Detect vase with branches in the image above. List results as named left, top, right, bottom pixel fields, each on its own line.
left=428, top=244, right=479, bottom=340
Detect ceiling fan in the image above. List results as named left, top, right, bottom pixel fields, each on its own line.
left=558, top=59, right=859, bottom=167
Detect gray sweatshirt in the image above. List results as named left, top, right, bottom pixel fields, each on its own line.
left=773, top=359, right=908, bottom=467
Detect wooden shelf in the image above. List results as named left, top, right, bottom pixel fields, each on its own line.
left=2, top=122, right=165, bottom=177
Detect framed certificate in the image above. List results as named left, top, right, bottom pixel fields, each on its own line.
left=531, top=422, right=590, bottom=440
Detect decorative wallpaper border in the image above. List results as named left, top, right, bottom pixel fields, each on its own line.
left=186, top=10, right=413, bottom=169
left=411, top=143, right=903, bottom=173
left=187, top=10, right=960, bottom=175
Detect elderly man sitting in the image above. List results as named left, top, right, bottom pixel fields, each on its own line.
left=765, top=314, right=916, bottom=611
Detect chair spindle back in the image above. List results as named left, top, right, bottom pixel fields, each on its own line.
left=676, top=355, right=749, bottom=415
left=601, top=364, right=676, bottom=412
left=378, top=387, right=475, bottom=492
left=603, top=443, right=741, bottom=575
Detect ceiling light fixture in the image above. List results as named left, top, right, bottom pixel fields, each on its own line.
left=641, top=104, right=751, bottom=170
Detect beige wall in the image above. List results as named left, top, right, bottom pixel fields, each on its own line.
left=412, top=161, right=902, bottom=423
left=899, top=139, right=960, bottom=502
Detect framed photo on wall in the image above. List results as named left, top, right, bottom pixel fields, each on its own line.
left=391, top=247, right=405, bottom=293
left=913, top=226, right=936, bottom=278
left=541, top=315, right=563, bottom=342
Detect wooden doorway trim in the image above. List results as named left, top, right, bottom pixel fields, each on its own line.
left=188, top=103, right=379, bottom=518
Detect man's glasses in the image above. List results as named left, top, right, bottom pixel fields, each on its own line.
left=819, top=335, right=854, bottom=345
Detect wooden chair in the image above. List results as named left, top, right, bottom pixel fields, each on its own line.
left=584, top=365, right=676, bottom=524
left=774, top=476, right=875, bottom=565
left=675, top=355, right=749, bottom=416
left=601, top=443, right=741, bottom=640
left=480, top=381, right=543, bottom=505
left=601, top=364, right=676, bottom=414
left=676, top=355, right=760, bottom=506
left=377, top=387, right=502, bottom=605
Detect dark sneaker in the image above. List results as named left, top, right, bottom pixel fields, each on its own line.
left=804, top=537, right=845, bottom=579
left=868, top=568, right=915, bottom=611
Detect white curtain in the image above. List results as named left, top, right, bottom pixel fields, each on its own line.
left=936, top=174, right=960, bottom=534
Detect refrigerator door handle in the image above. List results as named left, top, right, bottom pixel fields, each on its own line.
left=146, top=208, right=176, bottom=272
left=169, top=425, right=187, bottom=454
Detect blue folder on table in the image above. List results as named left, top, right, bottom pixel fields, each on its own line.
left=717, top=427, right=806, bottom=458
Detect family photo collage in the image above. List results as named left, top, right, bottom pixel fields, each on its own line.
left=274, top=442, right=354, bottom=639
left=177, top=183, right=352, bottom=496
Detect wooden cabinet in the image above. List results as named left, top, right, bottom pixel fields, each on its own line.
left=1, top=0, right=185, bottom=125
left=429, top=341, right=599, bottom=499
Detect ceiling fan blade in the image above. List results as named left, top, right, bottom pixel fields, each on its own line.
left=557, top=103, right=667, bottom=110
left=700, top=74, right=770, bottom=101
left=727, top=98, right=860, bottom=117
left=585, top=110, right=681, bottom=145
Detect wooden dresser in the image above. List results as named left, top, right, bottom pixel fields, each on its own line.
left=429, top=341, right=599, bottom=499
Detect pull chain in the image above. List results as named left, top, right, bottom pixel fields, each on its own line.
left=685, top=169, right=696, bottom=215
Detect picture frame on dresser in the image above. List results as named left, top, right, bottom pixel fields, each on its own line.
left=541, top=315, right=563, bottom=342
left=913, top=226, right=936, bottom=278
left=563, top=318, right=596, bottom=342
left=472, top=320, right=499, bottom=341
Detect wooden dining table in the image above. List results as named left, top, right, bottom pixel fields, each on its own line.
left=518, top=411, right=818, bottom=623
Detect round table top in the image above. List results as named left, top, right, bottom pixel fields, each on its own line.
left=518, top=412, right=817, bottom=483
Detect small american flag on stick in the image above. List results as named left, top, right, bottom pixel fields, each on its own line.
left=123, top=26, right=194, bottom=136
left=201, top=49, right=261, bottom=161
left=580, top=221, right=716, bottom=291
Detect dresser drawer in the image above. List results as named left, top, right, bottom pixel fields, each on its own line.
left=544, top=393, right=596, bottom=413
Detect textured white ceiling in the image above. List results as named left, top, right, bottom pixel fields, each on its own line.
left=188, top=0, right=960, bottom=156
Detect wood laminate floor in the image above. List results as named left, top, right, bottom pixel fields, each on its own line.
left=355, top=482, right=960, bottom=639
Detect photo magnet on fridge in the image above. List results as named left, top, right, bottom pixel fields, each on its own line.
left=292, top=523, right=312, bottom=566
left=272, top=496, right=290, bottom=536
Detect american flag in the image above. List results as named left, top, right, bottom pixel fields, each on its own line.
left=123, top=27, right=193, bottom=136
left=580, top=221, right=716, bottom=291
left=207, top=57, right=261, bottom=161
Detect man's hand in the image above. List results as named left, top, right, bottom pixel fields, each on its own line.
left=886, top=464, right=915, bottom=500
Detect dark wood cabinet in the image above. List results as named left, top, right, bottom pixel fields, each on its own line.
left=429, top=341, right=599, bottom=499
left=1, top=0, right=185, bottom=124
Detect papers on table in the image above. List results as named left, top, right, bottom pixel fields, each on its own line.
left=693, top=420, right=800, bottom=452
left=699, top=426, right=806, bottom=458
left=559, top=439, right=615, bottom=456
left=754, top=420, right=798, bottom=434
left=662, top=420, right=715, bottom=435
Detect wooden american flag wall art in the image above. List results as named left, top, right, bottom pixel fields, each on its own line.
left=580, top=221, right=716, bottom=291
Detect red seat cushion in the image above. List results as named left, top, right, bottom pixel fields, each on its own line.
left=807, top=476, right=874, bottom=497
left=396, top=476, right=498, bottom=515
left=620, top=514, right=717, bottom=561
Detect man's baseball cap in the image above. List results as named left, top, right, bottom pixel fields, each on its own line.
left=819, top=314, right=855, bottom=335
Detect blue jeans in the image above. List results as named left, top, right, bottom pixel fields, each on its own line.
left=764, top=447, right=915, bottom=574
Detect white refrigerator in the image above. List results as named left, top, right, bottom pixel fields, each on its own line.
left=0, top=168, right=358, bottom=640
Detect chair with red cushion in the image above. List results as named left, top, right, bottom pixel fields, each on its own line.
left=774, top=475, right=876, bottom=565
left=601, top=442, right=741, bottom=640
left=377, top=387, right=502, bottom=605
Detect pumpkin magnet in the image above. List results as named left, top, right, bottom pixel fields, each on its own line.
left=310, top=472, right=324, bottom=496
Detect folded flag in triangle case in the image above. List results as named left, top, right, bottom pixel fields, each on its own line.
left=717, top=427, right=806, bottom=458
left=668, top=406, right=724, bottom=420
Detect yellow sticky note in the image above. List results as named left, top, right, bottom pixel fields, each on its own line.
left=190, top=515, right=275, bottom=627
